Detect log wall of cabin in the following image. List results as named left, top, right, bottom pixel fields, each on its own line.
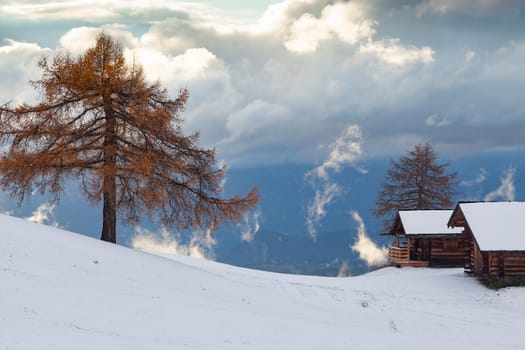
left=487, top=252, right=525, bottom=278
left=462, top=228, right=474, bottom=274
left=408, top=237, right=464, bottom=266
left=430, top=237, right=464, bottom=266
left=472, top=240, right=484, bottom=276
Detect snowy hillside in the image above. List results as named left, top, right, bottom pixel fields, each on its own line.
left=1, top=214, right=524, bottom=349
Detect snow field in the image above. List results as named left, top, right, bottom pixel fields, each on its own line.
left=1, top=214, right=524, bottom=349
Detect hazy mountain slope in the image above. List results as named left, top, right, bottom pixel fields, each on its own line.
left=1, top=214, right=524, bottom=349
left=221, top=230, right=370, bottom=276
left=5, top=149, right=523, bottom=278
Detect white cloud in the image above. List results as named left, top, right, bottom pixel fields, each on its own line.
left=310, top=124, right=365, bottom=180
left=461, top=168, right=487, bottom=187
left=253, top=0, right=320, bottom=34
left=0, top=4, right=436, bottom=166
left=350, top=211, right=388, bottom=267
left=465, top=50, right=476, bottom=62
left=215, top=99, right=296, bottom=166
left=305, top=124, right=364, bottom=240
left=416, top=0, right=464, bottom=15
left=284, top=1, right=374, bottom=54
left=416, top=0, right=520, bottom=16
left=285, top=13, right=331, bottom=53
left=0, top=39, right=44, bottom=56
left=58, top=25, right=218, bottom=83
left=337, top=260, right=351, bottom=277
left=306, top=182, right=341, bottom=240
left=0, top=39, right=51, bottom=105
left=359, top=38, right=434, bottom=66
left=59, top=25, right=140, bottom=54
left=2, top=1, right=524, bottom=168
left=239, top=210, right=261, bottom=242
left=0, top=0, right=214, bottom=22
left=426, top=114, right=450, bottom=127
left=25, top=203, right=59, bottom=227
left=322, top=2, right=376, bottom=45
left=484, top=166, right=516, bottom=201
left=127, top=47, right=218, bottom=82
left=1, top=1, right=116, bottom=20
left=225, top=99, right=291, bottom=139
left=131, top=226, right=216, bottom=259
left=475, top=168, right=488, bottom=185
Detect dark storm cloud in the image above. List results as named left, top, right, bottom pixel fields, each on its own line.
left=1, top=0, right=524, bottom=166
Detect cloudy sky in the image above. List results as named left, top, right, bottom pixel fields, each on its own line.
left=1, top=0, right=525, bottom=168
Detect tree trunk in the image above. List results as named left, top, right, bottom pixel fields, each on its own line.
left=100, top=99, right=117, bottom=243
left=100, top=176, right=117, bottom=243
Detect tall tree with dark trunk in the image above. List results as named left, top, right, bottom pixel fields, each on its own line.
left=373, top=143, right=458, bottom=230
left=0, top=33, right=258, bottom=243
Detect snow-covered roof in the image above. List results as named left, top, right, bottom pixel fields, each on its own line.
left=398, top=210, right=463, bottom=236
left=457, top=202, right=525, bottom=251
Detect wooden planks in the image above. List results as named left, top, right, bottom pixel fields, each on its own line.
left=487, top=253, right=525, bottom=278
left=389, top=246, right=409, bottom=263
left=395, top=260, right=429, bottom=268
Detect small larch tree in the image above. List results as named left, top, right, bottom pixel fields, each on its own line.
left=373, top=143, right=458, bottom=230
left=0, top=33, right=258, bottom=243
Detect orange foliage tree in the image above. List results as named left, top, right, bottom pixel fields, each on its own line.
left=0, top=33, right=258, bottom=243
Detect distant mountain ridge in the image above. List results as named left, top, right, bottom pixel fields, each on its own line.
left=220, top=229, right=372, bottom=276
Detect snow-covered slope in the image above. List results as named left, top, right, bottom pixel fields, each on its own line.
left=1, top=214, right=524, bottom=349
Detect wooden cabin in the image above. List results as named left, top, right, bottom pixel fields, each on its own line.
left=448, top=201, right=525, bottom=279
left=387, top=209, right=464, bottom=267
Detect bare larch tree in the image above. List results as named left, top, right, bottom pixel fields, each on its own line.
left=0, top=33, right=259, bottom=243
left=373, top=143, right=458, bottom=230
